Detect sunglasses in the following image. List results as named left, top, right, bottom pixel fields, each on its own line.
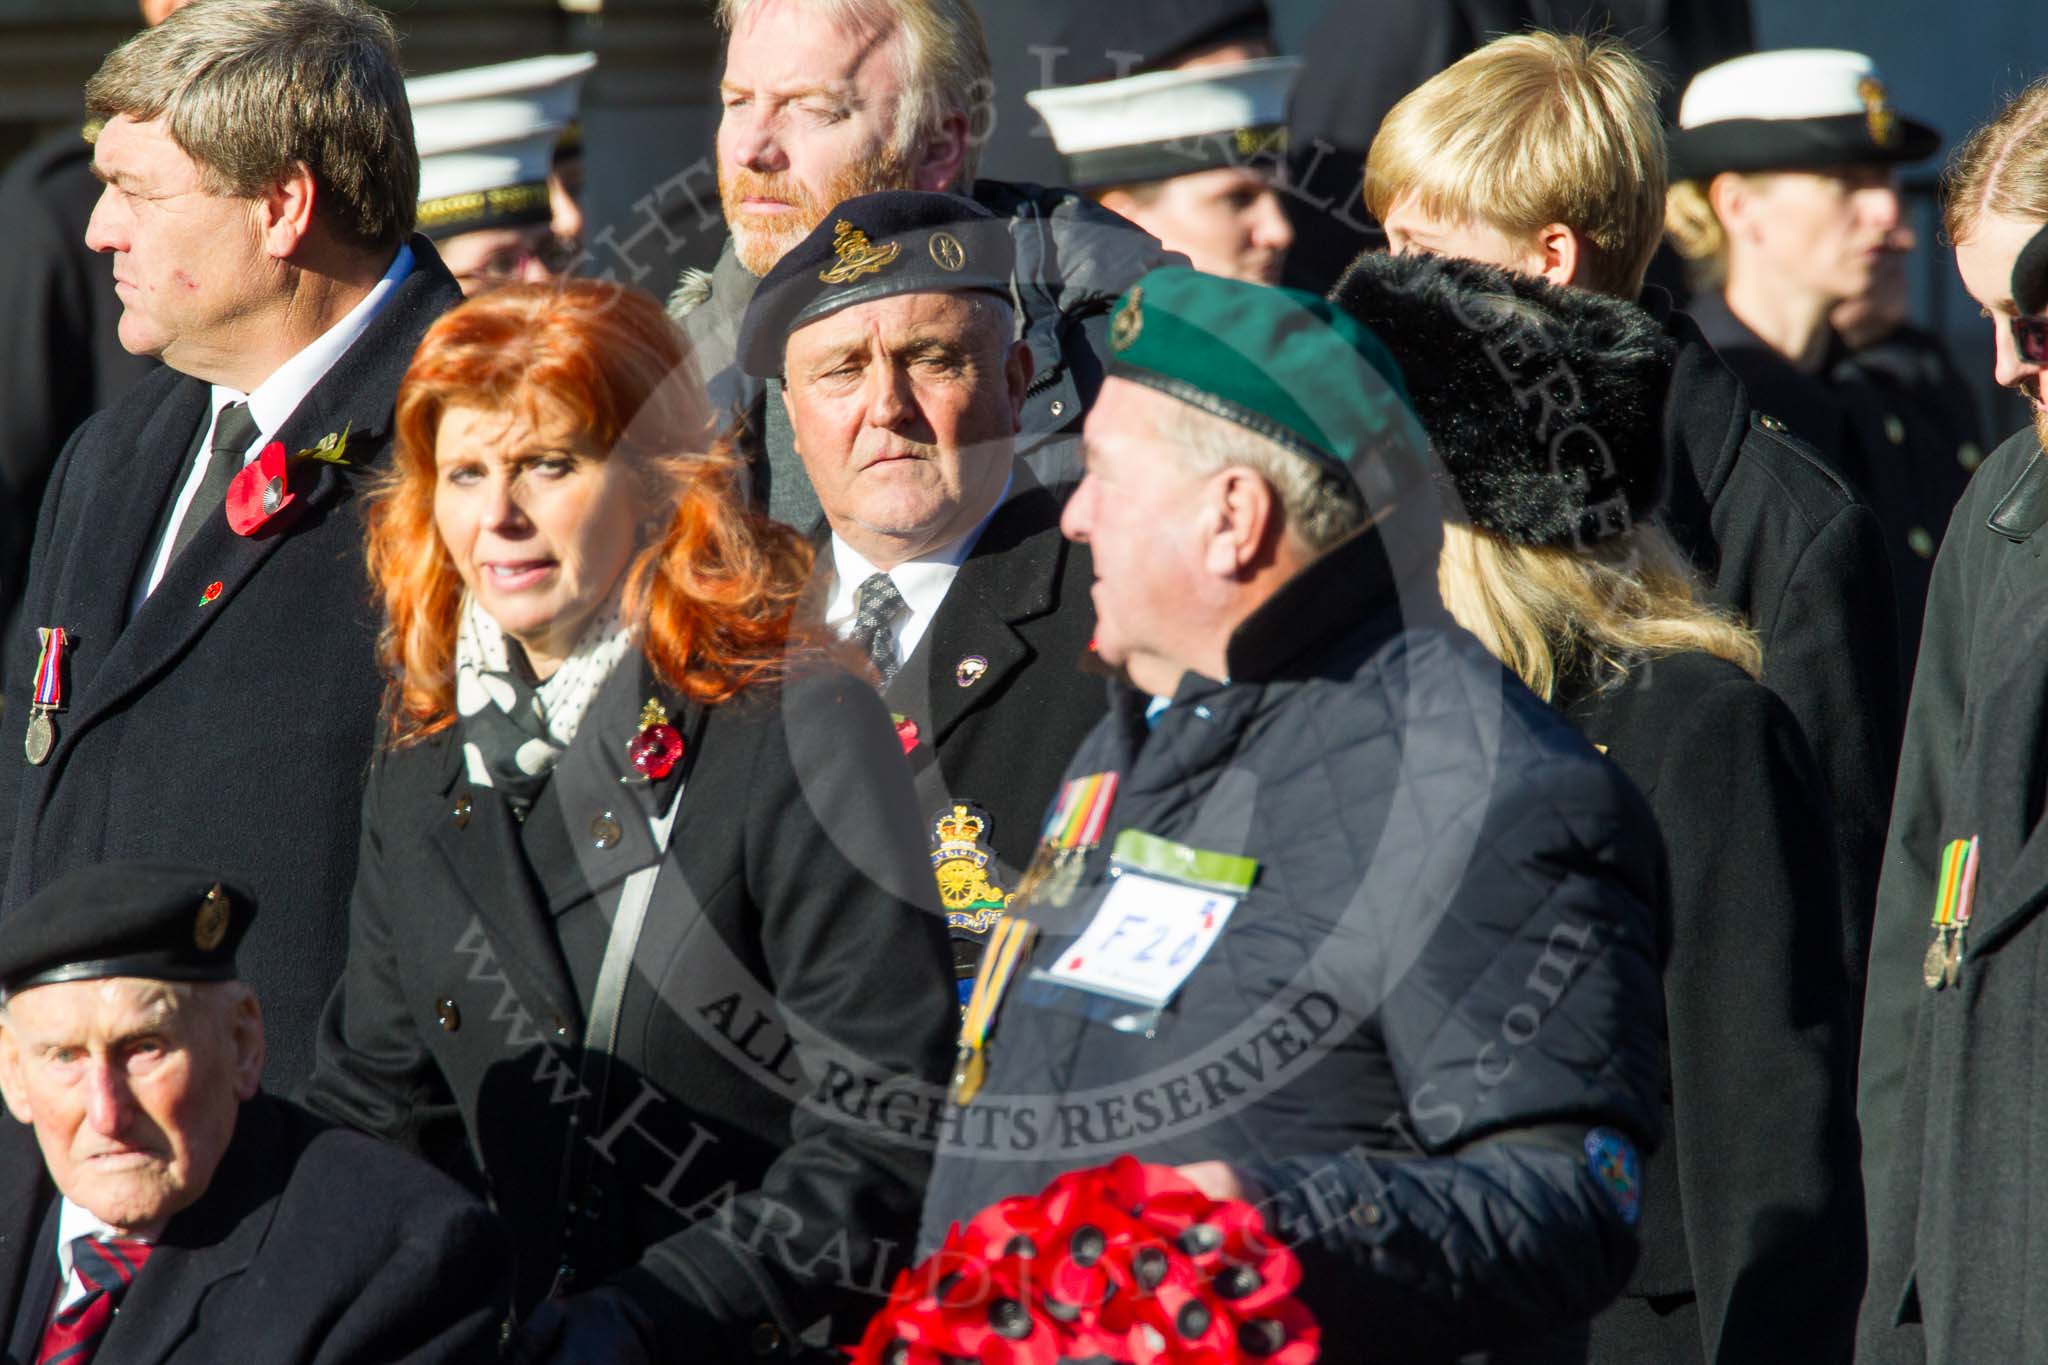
left=2017, top=313, right=2048, bottom=366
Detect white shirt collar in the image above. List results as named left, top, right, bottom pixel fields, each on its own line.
left=209, top=242, right=415, bottom=447
left=54, top=1198, right=157, bottom=1312
left=823, top=471, right=1014, bottom=668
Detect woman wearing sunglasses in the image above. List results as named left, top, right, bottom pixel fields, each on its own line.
left=1665, top=49, right=1960, bottom=670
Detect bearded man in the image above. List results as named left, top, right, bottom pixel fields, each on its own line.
left=672, top=0, right=1178, bottom=526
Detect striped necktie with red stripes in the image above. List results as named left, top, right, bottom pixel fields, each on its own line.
left=37, top=1236, right=152, bottom=1365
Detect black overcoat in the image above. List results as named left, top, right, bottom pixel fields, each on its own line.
left=848, top=470, right=1106, bottom=984
left=0, top=1093, right=507, bottom=1365
left=1649, top=290, right=1902, bottom=992
left=304, top=654, right=959, bottom=1360
left=1858, top=573, right=2048, bottom=1363
left=1857, top=423, right=2048, bottom=1345
left=1564, top=653, right=1864, bottom=1365
left=0, top=241, right=463, bottom=1090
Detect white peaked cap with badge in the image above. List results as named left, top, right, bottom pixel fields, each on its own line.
left=1025, top=55, right=1303, bottom=190
left=407, top=52, right=597, bottom=239
left=1671, top=48, right=1939, bottom=180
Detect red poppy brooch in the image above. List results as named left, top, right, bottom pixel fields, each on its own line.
left=628, top=698, right=684, bottom=781
left=224, top=426, right=351, bottom=537
left=892, top=713, right=921, bottom=755
left=847, top=1156, right=1318, bottom=1365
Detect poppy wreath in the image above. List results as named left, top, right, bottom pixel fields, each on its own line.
left=847, top=1157, right=1318, bottom=1365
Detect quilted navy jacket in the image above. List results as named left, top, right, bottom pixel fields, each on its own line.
left=919, top=520, right=1670, bottom=1363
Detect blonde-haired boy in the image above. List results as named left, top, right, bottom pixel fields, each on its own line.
left=1366, top=32, right=1665, bottom=298
left=1332, top=31, right=1896, bottom=1365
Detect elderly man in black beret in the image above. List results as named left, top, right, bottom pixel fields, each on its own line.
left=738, top=190, right=1106, bottom=1003
left=0, top=862, right=507, bottom=1365
left=910, top=268, right=1669, bottom=1365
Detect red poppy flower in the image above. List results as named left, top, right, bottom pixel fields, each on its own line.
left=200, top=581, right=223, bottom=606
left=225, top=441, right=295, bottom=535
left=894, top=715, right=921, bottom=754
left=629, top=721, right=684, bottom=780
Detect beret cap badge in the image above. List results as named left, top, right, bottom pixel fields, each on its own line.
left=1111, top=286, right=1144, bottom=352
left=819, top=220, right=900, bottom=285
left=928, top=231, right=967, bottom=272
left=1859, top=76, right=1898, bottom=147
left=194, top=884, right=230, bottom=952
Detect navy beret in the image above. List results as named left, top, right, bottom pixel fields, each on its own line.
left=736, top=191, right=1015, bottom=379
left=0, top=862, right=255, bottom=999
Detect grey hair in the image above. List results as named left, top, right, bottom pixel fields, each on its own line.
left=716, top=0, right=992, bottom=187
left=86, top=0, right=418, bottom=251
left=1162, top=400, right=1366, bottom=555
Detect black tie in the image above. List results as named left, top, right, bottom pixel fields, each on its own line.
left=166, top=401, right=260, bottom=566
left=851, top=572, right=906, bottom=688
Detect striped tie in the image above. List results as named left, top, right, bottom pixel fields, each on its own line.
left=38, top=1236, right=152, bottom=1365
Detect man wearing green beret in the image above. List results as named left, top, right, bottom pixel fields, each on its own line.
left=915, top=269, right=1670, bottom=1362
left=0, top=861, right=508, bottom=1364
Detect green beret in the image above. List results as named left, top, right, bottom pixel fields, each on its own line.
left=1104, top=267, right=1429, bottom=504
left=0, top=862, right=255, bottom=999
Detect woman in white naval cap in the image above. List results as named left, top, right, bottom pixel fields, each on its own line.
left=1666, top=49, right=1960, bottom=672
left=407, top=53, right=596, bottom=295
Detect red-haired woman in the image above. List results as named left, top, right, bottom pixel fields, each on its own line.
left=304, top=282, right=957, bottom=1363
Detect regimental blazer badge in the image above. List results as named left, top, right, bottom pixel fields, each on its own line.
left=819, top=220, right=901, bottom=284
left=931, top=803, right=1008, bottom=933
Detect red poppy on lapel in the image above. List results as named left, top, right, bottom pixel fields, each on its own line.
left=225, top=441, right=296, bottom=535
left=892, top=713, right=921, bottom=755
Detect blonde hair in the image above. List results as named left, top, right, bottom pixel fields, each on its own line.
left=716, top=0, right=993, bottom=186
left=85, top=0, right=417, bottom=251
left=1664, top=175, right=1733, bottom=289
left=1944, top=74, right=2048, bottom=247
left=1365, top=31, right=1667, bottom=298
left=1438, top=521, right=1762, bottom=701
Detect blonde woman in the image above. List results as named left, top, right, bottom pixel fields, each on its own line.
left=1332, top=249, right=1864, bottom=1365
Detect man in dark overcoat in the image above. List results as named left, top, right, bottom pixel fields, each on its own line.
left=1362, top=30, right=1899, bottom=990
left=734, top=192, right=1106, bottom=998
left=0, top=0, right=462, bottom=1090
left=0, top=862, right=508, bottom=1364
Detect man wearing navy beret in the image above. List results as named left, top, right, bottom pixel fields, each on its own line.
left=738, top=190, right=1107, bottom=1003
left=0, top=862, right=508, bottom=1364
left=917, top=269, right=1670, bottom=1363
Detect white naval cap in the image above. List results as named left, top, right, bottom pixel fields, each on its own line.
left=408, top=52, right=597, bottom=239
left=1671, top=49, right=1937, bottom=181
left=1024, top=55, right=1303, bottom=189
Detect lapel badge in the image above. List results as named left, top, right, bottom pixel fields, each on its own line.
left=931, top=803, right=1008, bottom=933
left=194, top=884, right=230, bottom=951
left=625, top=697, right=684, bottom=783
left=201, top=581, right=223, bottom=606
left=956, top=655, right=989, bottom=688
left=892, top=712, right=921, bottom=755
left=819, top=220, right=900, bottom=284
left=226, top=441, right=295, bottom=535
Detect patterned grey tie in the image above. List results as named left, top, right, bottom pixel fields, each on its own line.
left=851, top=572, right=907, bottom=688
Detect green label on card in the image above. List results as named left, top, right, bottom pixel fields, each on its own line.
left=1109, top=829, right=1258, bottom=893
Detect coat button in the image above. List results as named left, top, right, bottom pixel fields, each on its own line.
left=1049, top=399, right=1066, bottom=418
left=749, top=1322, right=784, bottom=1356
left=1908, top=527, right=1936, bottom=560
left=435, top=998, right=462, bottom=1031
left=590, top=812, right=622, bottom=849
left=1757, top=413, right=1787, bottom=433
left=451, top=793, right=472, bottom=829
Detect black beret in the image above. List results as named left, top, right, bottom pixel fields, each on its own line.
left=1327, top=251, right=1674, bottom=548
left=736, top=191, right=1015, bottom=379
left=2015, top=222, right=2048, bottom=317
left=0, top=862, right=255, bottom=999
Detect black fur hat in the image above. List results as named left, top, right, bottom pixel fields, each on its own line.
left=1327, top=251, right=1675, bottom=548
